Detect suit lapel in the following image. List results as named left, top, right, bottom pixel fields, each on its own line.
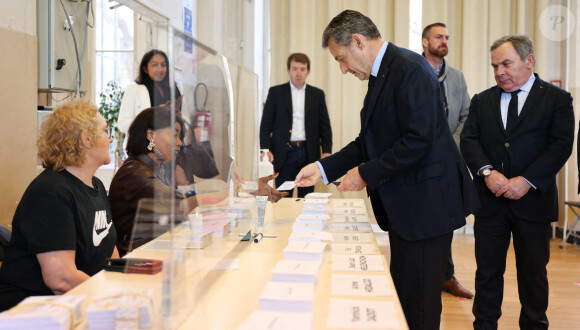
left=508, top=75, right=544, bottom=134
left=364, top=44, right=392, bottom=129
left=491, top=87, right=505, bottom=135
left=284, top=82, right=293, bottom=118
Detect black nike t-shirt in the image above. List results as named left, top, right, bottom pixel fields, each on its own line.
left=0, top=168, right=116, bottom=310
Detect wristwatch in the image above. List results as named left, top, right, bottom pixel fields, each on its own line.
left=481, top=168, right=492, bottom=178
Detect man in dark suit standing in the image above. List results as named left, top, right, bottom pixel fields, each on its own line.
left=460, top=35, right=574, bottom=329
left=259, top=53, right=332, bottom=197
left=295, top=10, right=479, bottom=329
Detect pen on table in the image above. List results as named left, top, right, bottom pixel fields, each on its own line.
left=331, top=181, right=341, bottom=186
left=253, top=233, right=263, bottom=243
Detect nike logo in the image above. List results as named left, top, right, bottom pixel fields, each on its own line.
left=93, top=210, right=112, bottom=246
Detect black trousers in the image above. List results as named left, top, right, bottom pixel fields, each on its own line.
left=388, top=230, right=452, bottom=330
left=473, top=211, right=551, bottom=330
left=275, top=145, right=314, bottom=198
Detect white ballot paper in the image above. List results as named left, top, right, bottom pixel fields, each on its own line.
left=332, top=233, right=373, bottom=243
left=334, top=207, right=367, bottom=215
left=0, top=295, right=85, bottom=330
left=237, top=310, right=313, bottom=330
left=289, top=231, right=335, bottom=242
left=302, top=198, right=329, bottom=206
left=332, top=214, right=370, bottom=223
left=296, top=214, right=330, bottom=223
left=301, top=204, right=331, bottom=214
left=86, top=289, right=153, bottom=330
left=331, top=274, right=393, bottom=297
left=259, top=282, right=315, bottom=312
left=305, top=192, right=332, bottom=199
left=327, top=299, right=399, bottom=329
left=331, top=243, right=378, bottom=255
left=283, top=241, right=327, bottom=261
left=331, top=255, right=386, bottom=272
left=333, top=200, right=365, bottom=208
left=271, top=259, right=321, bottom=283
left=331, top=223, right=372, bottom=233
left=277, top=181, right=297, bottom=191
left=293, top=221, right=325, bottom=232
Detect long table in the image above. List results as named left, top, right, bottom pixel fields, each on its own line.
left=68, top=198, right=408, bottom=329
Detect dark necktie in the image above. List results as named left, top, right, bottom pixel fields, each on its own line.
left=505, top=90, right=521, bottom=131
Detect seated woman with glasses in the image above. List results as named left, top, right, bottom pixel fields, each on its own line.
left=0, top=100, right=119, bottom=311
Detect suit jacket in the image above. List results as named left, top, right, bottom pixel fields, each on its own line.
left=259, top=82, right=332, bottom=171
left=320, top=43, right=479, bottom=241
left=445, top=65, right=470, bottom=145
left=460, top=74, right=574, bottom=222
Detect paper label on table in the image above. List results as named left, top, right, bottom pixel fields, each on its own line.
left=240, top=181, right=258, bottom=191
left=259, top=281, right=315, bottom=302
left=330, top=274, right=393, bottom=297
left=289, top=231, right=335, bottom=242
left=277, top=181, right=297, bottom=191
left=302, top=198, right=329, bottom=205
left=237, top=311, right=313, bottom=330
left=333, top=207, right=367, bottom=215
left=331, top=255, right=385, bottom=272
left=333, top=200, right=365, bottom=208
left=327, top=299, right=399, bottom=329
left=302, top=204, right=331, bottom=212
left=332, top=233, right=373, bottom=243
left=331, top=223, right=372, bottom=233
left=331, top=243, right=377, bottom=255
left=332, top=214, right=370, bottom=223
left=293, top=221, right=325, bottom=232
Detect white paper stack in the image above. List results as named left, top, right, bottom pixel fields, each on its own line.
left=86, top=289, right=153, bottom=330
left=295, top=214, right=330, bottom=224
left=0, top=295, right=84, bottom=330
left=302, top=198, right=329, bottom=206
left=331, top=274, right=393, bottom=297
left=288, top=231, right=335, bottom=242
left=332, top=200, right=365, bottom=208
left=333, top=207, right=367, bottom=215
left=304, top=192, right=332, bottom=199
left=271, top=260, right=321, bottom=283
left=258, top=282, right=315, bottom=312
left=301, top=203, right=331, bottom=215
left=331, top=243, right=378, bottom=255
left=331, top=255, right=386, bottom=272
left=292, top=221, right=325, bottom=232
left=332, top=214, right=370, bottom=223
left=237, top=310, right=313, bottom=330
left=283, top=241, right=327, bottom=261
left=327, top=299, right=399, bottom=329
left=332, top=233, right=373, bottom=243
left=331, top=223, right=372, bottom=233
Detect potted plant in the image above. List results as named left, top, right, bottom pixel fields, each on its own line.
left=98, top=81, right=125, bottom=169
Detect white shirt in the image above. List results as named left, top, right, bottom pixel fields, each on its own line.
left=500, top=73, right=535, bottom=129
left=290, top=82, right=307, bottom=141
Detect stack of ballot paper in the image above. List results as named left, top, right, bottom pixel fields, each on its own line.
left=288, top=231, right=335, bottom=242
left=86, top=290, right=153, bottom=330
left=295, top=214, right=330, bottom=224
left=333, top=207, right=366, bottom=215
left=0, top=295, right=84, bottom=330
left=283, top=241, right=327, bottom=261
left=332, top=214, right=370, bottom=223
left=292, top=221, right=325, bottom=232
left=302, top=198, right=329, bottom=206
left=189, top=219, right=230, bottom=237
left=301, top=203, right=331, bottom=215
left=331, top=223, right=372, bottom=233
left=331, top=243, right=377, bottom=255
left=237, top=310, right=313, bottom=330
left=271, top=260, right=321, bottom=283
left=304, top=192, right=332, bottom=199
left=259, top=282, right=315, bottom=312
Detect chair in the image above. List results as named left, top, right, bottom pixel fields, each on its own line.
left=0, top=225, right=11, bottom=262
left=560, top=201, right=580, bottom=248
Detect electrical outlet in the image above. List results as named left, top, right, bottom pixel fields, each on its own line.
left=63, top=16, right=73, bottom=30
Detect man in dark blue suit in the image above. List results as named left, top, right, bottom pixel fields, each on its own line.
left=259, top=53, right=333, bottom=197
left=460, top=35, right=574, bottom=329
left=296, top=10, right=479, bottom=329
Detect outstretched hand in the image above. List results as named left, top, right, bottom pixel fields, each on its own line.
left=249, top=173, right=289, bottom=202
left=295, top=163, right=322, bottom=187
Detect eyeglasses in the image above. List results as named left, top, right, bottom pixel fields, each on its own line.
left=105, top=126, right=113, bottom=137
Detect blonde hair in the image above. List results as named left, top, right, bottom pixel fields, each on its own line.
left=38, top=99, right=102, bottom=171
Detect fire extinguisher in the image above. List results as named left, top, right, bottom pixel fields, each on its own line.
left=194, top=82, right=211, bottom=142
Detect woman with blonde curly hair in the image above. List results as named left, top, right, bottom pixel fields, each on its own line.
left=0, top=99, right=119, bottom=311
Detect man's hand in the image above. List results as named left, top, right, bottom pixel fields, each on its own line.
left=485, top=170, right=508, bottom=195
left=261, top=151, right=274, bottom=163
left=495, top=176, right=531, bottom=200
left=250, top=173, right=289, bottom=202
left=337, top=167, right=366, bottom=192
left=295, top=163, right=322, bottom=187
left=321, top=153, right=331, bottom=159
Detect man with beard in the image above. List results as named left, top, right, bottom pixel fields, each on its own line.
left=422, top=22, right=473, bottom=299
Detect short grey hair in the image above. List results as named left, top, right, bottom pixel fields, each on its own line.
left=322, top=10, right=381, bottom=48
left=490, top=34, right=534, bottom=61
